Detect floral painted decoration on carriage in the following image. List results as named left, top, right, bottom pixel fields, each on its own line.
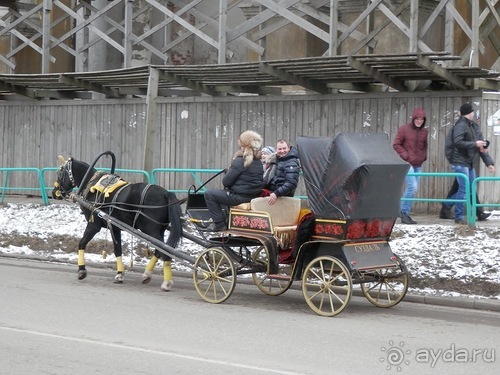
left=297, top=133, right=410, bottom=241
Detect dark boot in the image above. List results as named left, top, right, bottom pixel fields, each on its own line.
left=439, top=205, right=453, bottom=219
left=477, top=212, right=491, bottom=221
left=401, top=211, right=417, bottom=224
left=206, top=221, right=227, bottom=232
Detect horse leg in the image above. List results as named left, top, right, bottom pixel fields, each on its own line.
left=77, top=222, right=102, bottom=280
left=111, top=227, right=125, bottom=284
left=142, top=255, right=159, bottom=284
left=160, top=260, right=173, bottom=292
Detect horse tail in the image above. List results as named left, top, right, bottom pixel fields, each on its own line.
left=165, top=191, right=183, bottom=248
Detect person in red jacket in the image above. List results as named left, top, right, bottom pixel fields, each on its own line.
left=393, top=108, right=428, bottom=224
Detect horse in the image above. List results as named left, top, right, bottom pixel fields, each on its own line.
left=52, top=155, right=183, bottom=291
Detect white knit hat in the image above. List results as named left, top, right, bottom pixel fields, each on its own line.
left=262, top=146, right=275, bottom=155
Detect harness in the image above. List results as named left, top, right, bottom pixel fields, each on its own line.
left=56, top=160, right=184, bottom=225
left=89, top=174, right=128, bottom=197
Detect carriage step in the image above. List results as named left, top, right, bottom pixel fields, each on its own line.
left=267, top=274, right=291, bottom=281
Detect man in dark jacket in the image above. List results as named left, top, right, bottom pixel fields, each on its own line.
left=265, top=139, right=300, bottom=205
left=204, top=130, right=264, bottom=231
left=393, top=108, right=428, bottom=224
left=442, top=103, right=495, bottom=224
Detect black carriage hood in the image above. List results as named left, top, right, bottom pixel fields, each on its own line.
left=297, top=133, right=409, bottom=220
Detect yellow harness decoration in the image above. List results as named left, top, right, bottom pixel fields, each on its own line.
left=89, top=174, right=128, bottom=198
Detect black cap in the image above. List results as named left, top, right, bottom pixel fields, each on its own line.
left=460, top=103, right=474, bottom=116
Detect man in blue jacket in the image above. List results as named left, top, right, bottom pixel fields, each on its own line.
left=443, top=103, right=495, bottom=224
left=264, top=139, right=300, bottom=206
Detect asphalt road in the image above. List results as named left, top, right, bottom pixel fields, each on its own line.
left=1, top=257, right=499, bottom=375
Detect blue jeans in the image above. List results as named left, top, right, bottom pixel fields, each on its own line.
left=401, top=166, right=421, bottom=215
left=444, top=165, right=475, bottom=220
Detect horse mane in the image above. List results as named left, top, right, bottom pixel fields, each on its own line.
left=71, top=158, right=96, bottom=188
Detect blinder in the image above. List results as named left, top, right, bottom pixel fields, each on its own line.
left=52, top=159, right=75, bottom=199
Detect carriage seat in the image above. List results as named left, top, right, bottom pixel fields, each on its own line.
left=232, top=197, right=301, bottom=225
left=249, top=197, right=301, bottom=227
left=252, top=197, right=302, bottom=249
left=231, top=197, right=302, bottom=249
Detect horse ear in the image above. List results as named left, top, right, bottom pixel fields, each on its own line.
left=57, top=155, right=66, bottom=164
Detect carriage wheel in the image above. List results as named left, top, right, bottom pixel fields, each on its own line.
left=193, top=247, right=236, bottom=304
left=360, top=255, right=409, bottom=308
left=251, top=246, right=293, bottom=296
left=302, top=256, right=352, bottom=317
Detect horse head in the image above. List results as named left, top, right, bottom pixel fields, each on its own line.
left=52, top=155, right=76, bottom=199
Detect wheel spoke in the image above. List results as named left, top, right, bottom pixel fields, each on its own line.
left=193, top=247, right=236, bottom=304
left=360, top=255, right=409, bottom=308
left=252, top=245, right=292, bottom=296
left=302, top=256, right=352, bottom=317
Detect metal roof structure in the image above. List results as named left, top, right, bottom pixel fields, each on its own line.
left=0, top=53, right=499, bottom=100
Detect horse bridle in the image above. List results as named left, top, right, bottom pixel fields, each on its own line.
left=54, top=159, right=75, bottom=196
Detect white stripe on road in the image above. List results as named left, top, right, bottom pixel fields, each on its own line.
left=0, top=325, right=303, bottom=375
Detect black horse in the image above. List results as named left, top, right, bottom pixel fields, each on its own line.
left=52, top=155, right=183, bottom=291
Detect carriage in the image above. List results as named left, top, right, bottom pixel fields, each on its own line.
left=53, top=133, right=410, bottom=317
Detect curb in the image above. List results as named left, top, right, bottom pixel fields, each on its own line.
left=2, top=253, right=499, bottom=313
left=402, top=293, right=500, bottom=312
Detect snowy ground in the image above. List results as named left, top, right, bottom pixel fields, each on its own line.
left=0, top=201, right=499, bottom=300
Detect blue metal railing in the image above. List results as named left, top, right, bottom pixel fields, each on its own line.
left=40, top=167, right=151, bottom=198
left=471, top=176, right=500, bottom=225
left=402, top=172, right=472, bottom=224
left=0, top=168, right=49, bottom=205
left=1, top=167, right=497, bottom=226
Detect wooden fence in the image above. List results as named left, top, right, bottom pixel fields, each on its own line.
left=2, top=90, right=500, bottom=213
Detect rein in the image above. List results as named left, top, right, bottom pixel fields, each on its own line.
left=57, top=156, right=189, bottom=225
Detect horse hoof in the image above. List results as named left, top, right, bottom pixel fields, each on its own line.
left=113, top=273, right=124, bottom=284
left=142, top=270, right=153, bottom=284
left=78, top=270, right=87, bottom=280
left=160, top=280, right=173, bottom=292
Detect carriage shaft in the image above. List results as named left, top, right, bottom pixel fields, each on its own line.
left=71, top=194, right=197, bottom=265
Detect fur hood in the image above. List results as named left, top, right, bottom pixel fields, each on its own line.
left=236, top=130, right=263, bottom=168
left=264, top=152, right=277, bottom=164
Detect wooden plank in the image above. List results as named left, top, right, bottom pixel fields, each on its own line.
left=227, top=0, right=302, bottom=42
left=408, top=0, right=418, bottom=53
left=54, top=0, right=125, bottom=54
left=420, top=0, right=448, bottom=38
left=415, top=54, right=467, bottom=89
left=145, top=0, right=219, bottom=50
left=338, top=0, right=384, bottom=44
left=143, top=67, right=159, bottom=176
left=347, top=56, right=407, bottom=92
left=259, top=61, right=329, bottom=94
left=251, top=0, right=331, bottom=42
left=376, top=1, right=433, bottom=53
left=351, top=0, right=408, bottom=55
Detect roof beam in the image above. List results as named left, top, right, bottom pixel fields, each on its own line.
left=158, top=70, right=219, bottom=96
left=0, top=80, right=37, bottom=99
left=259, top=62, right=329, bottom=94
left=213, top=85, right=282, bottom=95
left=326, top=82, right=385, bottom=93
left=475, top=79, right=500, bottom=91
left=347, top=56, right=407, bottom=92
left=30, top=89, right=92, bottom=100
left=58, top=75, right=122, bottom=98
left=415, top=54, right=467, bottom=89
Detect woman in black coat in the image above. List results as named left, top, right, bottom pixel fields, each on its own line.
left=203, top=130, right=264, bottom=231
